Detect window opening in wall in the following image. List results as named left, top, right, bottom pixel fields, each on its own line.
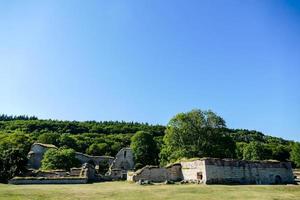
left=124, top=151, right=127, bottom=158
left=197, top=172, right=203, bottom=180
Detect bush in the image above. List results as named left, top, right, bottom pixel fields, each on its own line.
left=41, top=148, right=80, bottom=171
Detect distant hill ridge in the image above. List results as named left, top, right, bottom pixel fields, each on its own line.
left=0, top=114, right=289, bottom=144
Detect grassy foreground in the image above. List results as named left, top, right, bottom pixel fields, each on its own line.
left=0, top=182, right=299, bottom=200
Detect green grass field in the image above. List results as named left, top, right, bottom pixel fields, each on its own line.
left=0, top=182, right=299, bottom=200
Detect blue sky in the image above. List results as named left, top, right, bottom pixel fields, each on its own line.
left=0, top=1, right=299, bottom=141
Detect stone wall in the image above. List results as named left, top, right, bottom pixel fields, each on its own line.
left=180, top=158, right=294, bottom=184
left=27, top=143, right=114, bottom=171
left=180, top=160, right=206, bottom=183
left=9, top=177, right=88, bottom=184
left=107, top=148, right=134, bottom=179
left=27, top=143, right=57, bottom=169
left=70, top=168, right=82, bottom=176
left=203, top=158, right=294, bottom=184
left=166, top=163, right=183, bottom=181
left=9, top=163, right=97, bottom=184
left=127, top=164, right=183, bottom=182
left=75, top=152, right=114, bottom=168
left=81, top=163, right=96, bottom=181
left=128, top=166, right=168, bottom=182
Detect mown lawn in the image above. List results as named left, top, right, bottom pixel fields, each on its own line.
left=0, top=182, right=299, bottom=200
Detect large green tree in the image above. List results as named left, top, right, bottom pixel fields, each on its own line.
left=160, top=109, right=236, bottom=164
left=131, top=131, right=159, bottom=168
left=0, top=148, right=28, bottom=183
left=0, top=132, right=31, bottom=183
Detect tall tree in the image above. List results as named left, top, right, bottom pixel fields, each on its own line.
left=131, top=131, right=159, bottom=168
left=160, top=109, right=235, bottom=165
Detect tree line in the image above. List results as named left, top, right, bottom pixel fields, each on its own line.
left=0, top=110, right=299, bottom=183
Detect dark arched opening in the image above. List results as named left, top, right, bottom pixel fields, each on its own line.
left=275, top=175, right=282, bottom=184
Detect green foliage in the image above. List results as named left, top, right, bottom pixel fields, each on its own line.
left=86, top=143, right=109, bottom=156
left=131, top=131, right=159, bottom=167
left=235, top=142, right=247, bottom=160
left=242, top=142, right=262, bottom=160
left=0, top=119, right=165, bottom=136
left=0, top=132, right=32, bottom=182
left=290, top=142, right=300, bottom=167
left=268, top=144, right=290, bottom=161
left=0, top=148, right=28, bottom=183
left=228, top=129, right=289, bottom=145
left=59, top=134, right=78, bottom=150
left=160, top=109, right=236, bottom=164
left=242, top=142, right=272, bottom=161
left=37, top=132, right=60, bottom=146
left=41, top=148, right=80, bottom=170
left=0, top=114, right=37, bottom=121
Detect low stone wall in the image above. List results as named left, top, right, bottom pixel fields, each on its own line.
left=166, top=163, right=183, bottom=181
left=9, top=177, right=88, bottom=184
left=127, top=164, right=183, bottom=182
left=129, top=166, right=168, bottom=182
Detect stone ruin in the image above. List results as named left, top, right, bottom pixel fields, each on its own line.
left=10, top=143, right=296, bottom=185
left=9, top=162, right=97, bottom=184
left=106, top=148, right=135, bottom=180
left=27, top=143, right=114, bottom=170
left=10, top=143, right=134, bottom=184
left=27, top=143, right=57, bottom=169
left=127, top=158, right=295, bottom=185
left=127, top=164, right=182, bottom=183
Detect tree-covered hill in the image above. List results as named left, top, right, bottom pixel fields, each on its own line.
left=0, top=115, right=165, bottom=136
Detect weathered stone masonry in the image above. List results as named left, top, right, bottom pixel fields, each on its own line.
left=128, top=158, right=294, bottom=185
left=127, top=164, right=182, bottom=182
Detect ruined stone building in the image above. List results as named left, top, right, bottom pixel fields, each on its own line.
left=74, top=152, right=114, bottom=168
left=27, top=143, right=114, bottom=170
left=107, top=148, right=135, bottom=180
left=11, top=143, right=135, bottom=184
left=27, top=143, right=57, bottom=169
left=128, top=158, right=294, bottom=185
left=127, top=164, right=182, bottom=182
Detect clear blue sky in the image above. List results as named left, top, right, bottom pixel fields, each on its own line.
left=0, top=1, right=299, bottom=141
